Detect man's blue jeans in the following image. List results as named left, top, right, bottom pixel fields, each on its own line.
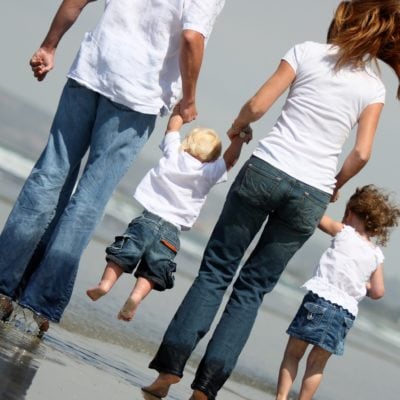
left=149, top=156, right=330, bottom=399
left=0, top=79, right=156, bottom=322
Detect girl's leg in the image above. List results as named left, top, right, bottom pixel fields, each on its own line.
left=86, top=261, right=124, bottom=301
left=276, top=337, right=308, bottom=400
left=298, top=346, right=331, bottom=400
left=118, top=276, right=154, bottom=321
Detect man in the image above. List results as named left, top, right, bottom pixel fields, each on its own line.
left=0, top=0, right=225, bottom=335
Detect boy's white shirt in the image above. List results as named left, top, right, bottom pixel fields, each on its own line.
left=133, top=131, right=227, bottom=230
left=253, top=41, right=386, bottom=194
left=303, top=224, right=384, bottom=316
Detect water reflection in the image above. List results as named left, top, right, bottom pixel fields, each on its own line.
left=0, top=323, right=43, bottom=400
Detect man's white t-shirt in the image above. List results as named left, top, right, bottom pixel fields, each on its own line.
left=133, top=131, right=227, bottom=230
left=68, top=0, right=225, bottom=116
left=303, top=225, right=384, bottom=316
left=253, top=41, right=386, bottom=194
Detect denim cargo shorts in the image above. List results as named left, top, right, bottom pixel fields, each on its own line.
left=105, top=210, right=180, bottom=291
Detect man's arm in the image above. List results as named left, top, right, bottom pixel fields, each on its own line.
left=30, top=0, right=95, bottom=81
left=179, top=29, right=205, bottom=123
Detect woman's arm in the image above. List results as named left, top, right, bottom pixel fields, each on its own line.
left=366, top=264, right=385, bottom=299
left=333, top=103, right=384, bottom=198
left=228, top=60, right=296, bottom=137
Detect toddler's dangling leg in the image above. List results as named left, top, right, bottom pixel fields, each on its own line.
left=118, top=276, right=154, bottom=321
left=86, top=261, right=124, bottom=301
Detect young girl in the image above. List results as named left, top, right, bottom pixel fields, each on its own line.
left=275, top=185, right=400, bottom=400
left=86, top=105, right=251, bottom=322
left=145, top=2, right=400, bottom=399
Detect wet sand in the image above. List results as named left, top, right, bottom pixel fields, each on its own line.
left=0, top=321, right=269, bottom=400
left=1, top=174, right=400, bottom=400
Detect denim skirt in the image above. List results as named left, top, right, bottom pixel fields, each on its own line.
left=287, top=291, right=355, bottom=355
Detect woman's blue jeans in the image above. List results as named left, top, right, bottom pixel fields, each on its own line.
left=149, top=156, right=330, bottom=399
left=0, top=79, right=156, bottom=322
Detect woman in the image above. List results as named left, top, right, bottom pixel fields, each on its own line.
left=144, top=1, right=400, bottom=399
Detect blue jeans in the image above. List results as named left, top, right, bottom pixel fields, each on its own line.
left=106, top=210, right=180, bottom=291
left=0, top=79, right=156, bottom=322
left=149, top=156, right=330, bottom=399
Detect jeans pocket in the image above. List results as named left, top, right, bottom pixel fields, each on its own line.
left=303, top=302, right=326, bottom=326
left=285, top=190, right=328, bottom=234
left=237, top=162, right=281, bottom=207
left=108, top=235, right=128, bottom=250
left=159, top=235, right=180, bottom=257
left=164, top=261, right=177, bottom=289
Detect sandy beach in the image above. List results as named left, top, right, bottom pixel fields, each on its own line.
left=1, top=181, right=400, bottom=400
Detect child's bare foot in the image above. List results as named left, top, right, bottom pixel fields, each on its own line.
left=189, top=389, right=208, bottom=400
left=142, top=373, right=181, bottom=398
left=86, top=282, right=112, bottom=301
left=117, top=297, right=140, bottom=321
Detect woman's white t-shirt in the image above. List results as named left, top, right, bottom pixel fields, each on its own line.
left=253, top=41, right=386, bottom=194
left=303, top=225, right=384, bottom=316
left=133, top=131, right=227, bottom=230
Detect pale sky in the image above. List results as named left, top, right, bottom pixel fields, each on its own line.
left=0, top=1, right=399, bottom=279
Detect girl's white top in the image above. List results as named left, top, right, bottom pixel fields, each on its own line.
left=303, top=225, right=384, bottom=316
left=67, top=0, right=225, bottom=116
left=133, top=131, right=227, bottom=230
left=253, top=41, right=386, bottom=194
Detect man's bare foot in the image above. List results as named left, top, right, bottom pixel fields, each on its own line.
left=117, top=297, right=140, bottom=321
left=142, top=373, right=181, bottom=398
left=189, top=389, right=208, bottom=400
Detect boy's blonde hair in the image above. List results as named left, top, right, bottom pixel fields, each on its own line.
left=180, top=127, right=222, bottom=162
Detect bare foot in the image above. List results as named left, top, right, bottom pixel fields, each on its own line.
left=142, top=373, right=181, bottom=398
left=117, top=297, right=140, bottom=321
left=189, top=389, right=208, bottom=400
left=86, top=283, right=108, bottom=301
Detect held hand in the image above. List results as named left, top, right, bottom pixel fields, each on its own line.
left=166, top=103, right=184, bottom=132
left=330, top=188, right=340, bottom=203
left=179, top=99, right=198, bottom=123
left=241, top=130, right=253, bottom=144
left=227, top=124, right=252, bottom=141
left=29, top=48, right=55, bottom=81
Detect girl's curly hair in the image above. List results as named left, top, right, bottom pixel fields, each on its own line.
left=345, top=184, right=400, bottom=246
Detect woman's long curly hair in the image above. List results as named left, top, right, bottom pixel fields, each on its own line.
left=345, top=185, right=400, bottom=246
left=327, top=0, right=400, bottom=99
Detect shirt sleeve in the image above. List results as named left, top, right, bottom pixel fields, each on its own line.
left=203, top=158, right=228, bottom=185
left=160, top=131, right=181, bottom=157
left=368, top=80, right=386, bottom=106
left=183, top=0, right=225, bottom=38
left=282, top=42, right=308, bottom=74
left=375, top=247, right=385, bottom=267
